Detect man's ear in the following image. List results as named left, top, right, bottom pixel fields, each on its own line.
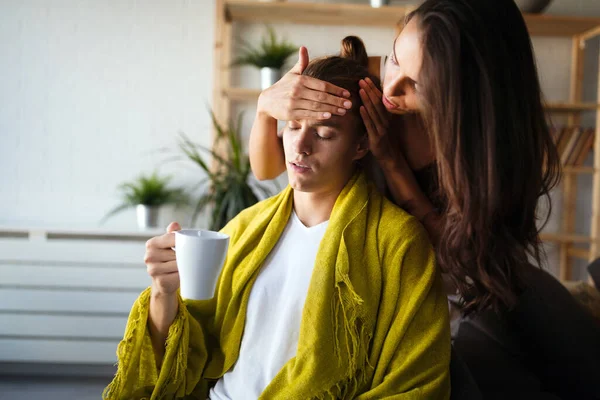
left=353, top=134, right=370, bottom=161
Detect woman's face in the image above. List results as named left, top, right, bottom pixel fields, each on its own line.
left=383, top=18, right=435, bottom=170
left=382, top=18, right=423, bottom=115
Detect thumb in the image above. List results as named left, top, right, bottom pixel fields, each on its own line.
left=290, top=46, right=309, bottom=74
left=166, top=221, right=181, bottom=233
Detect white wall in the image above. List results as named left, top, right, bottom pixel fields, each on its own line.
left=0, top=0, right=215, bottom=229
left=1, top=0, right=599, bottom=278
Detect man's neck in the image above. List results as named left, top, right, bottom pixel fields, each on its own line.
left=293, top=189, right=340, bottom=228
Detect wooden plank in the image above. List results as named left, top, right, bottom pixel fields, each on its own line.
left=562, top=166, right=595, bottom=174
left=568, top=36, right=585, bottom=127
left=539, top=232, right=594, bottom=244
left=0, top=264, right=149, bottom=290
left=0, top=289, right=140, bottom=314
left=544, top=102, right=600, bottom=113
left=223, top=87, right=261, bottom=102
left=580, top=25, right=600, bottom=42
left=589, top=48, right=600, bottom=274
left=523, top=14, right=600, bottom=37
left=558, top=34, right=586, bottom=280
left=0, top=314, right=126, bottom=340
left=568, top=247, right=590, bottom=260
left=226, top=1, right=409, bottom=27
left=225, top=1, right=600, bottom=36
left=0, top=338, right=118, bottom=364
left=212, top=0, right=233, bottom=166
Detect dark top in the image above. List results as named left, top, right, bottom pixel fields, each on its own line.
left=452, top=265, right=600, bottom=400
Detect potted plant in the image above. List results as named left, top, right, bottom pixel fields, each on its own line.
left=232, top=26, right=298, bottom=90
left=168, top=112, right=276, bottom=231
left=101, top=171, right=189, bottom=229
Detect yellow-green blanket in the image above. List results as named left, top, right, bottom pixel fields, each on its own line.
left=103, top=172, right=450, bottom=400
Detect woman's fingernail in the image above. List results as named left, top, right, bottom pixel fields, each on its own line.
left=343, top=90, right=351, bottom=97
left=337, top=108, right=346, bottom=115
left=343, top=101, right=352, bottom=108
left=358, top=80, right=366, bottom=88
left=323, top=112, right=331, bottom=118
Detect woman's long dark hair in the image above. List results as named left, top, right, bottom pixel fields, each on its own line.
left=409, top=0, right=561, bottom=314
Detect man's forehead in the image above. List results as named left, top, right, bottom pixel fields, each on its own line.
left=292, top=116, right=346, bottom=129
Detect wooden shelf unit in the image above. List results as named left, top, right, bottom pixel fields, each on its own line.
left=213, top=1, right=600, bottom=281
left=225, top=1, right=412, bottom=27
left=224, top=1, right=600, bottom=36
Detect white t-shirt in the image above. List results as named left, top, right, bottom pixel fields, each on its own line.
left=209, top=212, right=329, bottom=400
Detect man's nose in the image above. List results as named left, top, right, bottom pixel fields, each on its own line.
left=293, top=129, right=312, bottom=156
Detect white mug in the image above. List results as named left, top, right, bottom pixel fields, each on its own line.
left=174, top=229, right=229, bottom=300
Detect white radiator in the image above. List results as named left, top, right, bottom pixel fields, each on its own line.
left=0, top=226, right=162, bottom=365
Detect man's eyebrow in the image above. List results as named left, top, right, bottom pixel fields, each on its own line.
left=308, top=119, right=343, bottom=129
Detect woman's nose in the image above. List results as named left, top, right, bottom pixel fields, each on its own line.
left=384, top=75, right=406, bottom=98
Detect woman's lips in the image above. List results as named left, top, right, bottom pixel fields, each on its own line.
left=382, top=95, right=399, bottom=110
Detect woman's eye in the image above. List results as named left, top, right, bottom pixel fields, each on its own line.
left=288, top=125, right=300, bottom=131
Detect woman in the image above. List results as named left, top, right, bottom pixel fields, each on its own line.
left=249, top=0, right=600, bottom=398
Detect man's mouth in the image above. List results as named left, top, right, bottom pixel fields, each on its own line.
left=289, top=161, right=311, bottom=172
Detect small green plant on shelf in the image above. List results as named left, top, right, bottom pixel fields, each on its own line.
left=232, top=26, right=298, bottom=69
left=101, top=171, right=189, bottom=228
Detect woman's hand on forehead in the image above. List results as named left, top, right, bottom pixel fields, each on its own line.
left=257, top=47, right=354, bottom=122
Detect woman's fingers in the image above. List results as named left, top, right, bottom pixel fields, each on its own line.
left=292, top=99, right=348, bottom=116
left=360, top=106, right=378, bottom=140
left=290, top=109, right=332, bottom=120
left=300, top=75, right=351, bottom=99
left=361, top=78, right=388, bottom=127
left=359, top=88, right=385, bottom=135
left=299, top=88, right=353, bottom=111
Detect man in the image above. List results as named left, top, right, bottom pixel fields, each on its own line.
left=104, top=37, right=450, bottom=400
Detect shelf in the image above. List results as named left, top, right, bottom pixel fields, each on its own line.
left=225, top=1, right=600, bottom=36
left=223, top=87, right=261, bottom=102
left=523, top=14, right=600, bottom=37
left=563, top=166, right=595, bottom=174
left=226, top=1, right=411, bottom=27
left=544, top=102, right=600, bottom=113
left=568, top=247, right=590, bottom=260
left=540, top=232, right=595, bottom=244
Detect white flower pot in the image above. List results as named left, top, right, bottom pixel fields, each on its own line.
left=370, top=0, right=390, bottom=7
left=261, top=67, right=282, bottom=90
left=136, top=204, right=159, bottom=230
